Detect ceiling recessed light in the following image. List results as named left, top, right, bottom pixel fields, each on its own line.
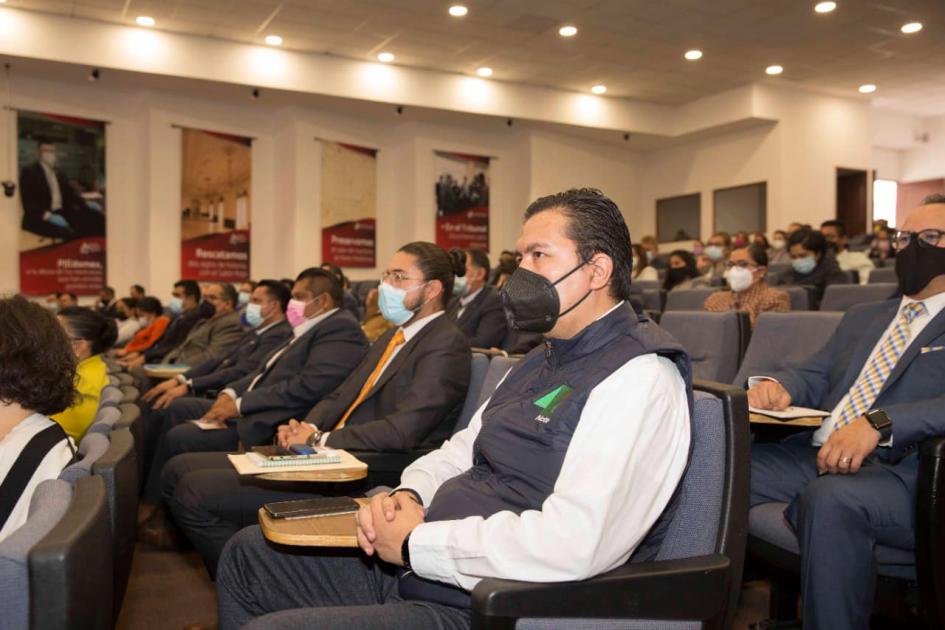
left=591, top=84, right=607, bottom=95
left=264, top=34, right=282, bottom=46
left=684, top=49, right=703, bottom=61
left=765, top=65, right=784, bottom=75
left=476, top=67, right=493, bottom=77
left=901, top=22, right=923, bottom=34
left=559, top=25, right=578, bottom=37
left=449, top=5, right=468, bottom=17
left=377, top=52, right=395, bottom=63
left=135, top=16, right=155, bottom=27
left=814, top=1, right=837, bottom=13
left=858, top=83, right=877, bottom=94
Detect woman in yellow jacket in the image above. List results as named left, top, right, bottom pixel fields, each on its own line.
left=54, top=307, right=117, bottom=441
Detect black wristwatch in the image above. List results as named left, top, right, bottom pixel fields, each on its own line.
left=865, top=409, right=893, bottom=442
left=401, top=532, right=413, bottom=571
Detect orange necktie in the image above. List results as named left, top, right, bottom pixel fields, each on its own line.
left=333, top=330, right=406, bottom=430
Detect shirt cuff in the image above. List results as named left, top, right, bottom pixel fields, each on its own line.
left=222, top=388, right=237, bottom=400
left=406, top=520, right=457, bottom=584
left=319, top=431, right=330, bottom=447
left=396, top=473, right=439, bottom=507
left=176, top=374, right=187, bottom=384
left=747, top=376, right=779, bottom=388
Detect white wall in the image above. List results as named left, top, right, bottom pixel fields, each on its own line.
left=900, top=115, right=945, bottom=184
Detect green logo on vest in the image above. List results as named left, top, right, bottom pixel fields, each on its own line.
left=533, top=385, right=573, bottom=422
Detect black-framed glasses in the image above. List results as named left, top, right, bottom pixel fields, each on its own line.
left=893, top=229, right=944, bottom=250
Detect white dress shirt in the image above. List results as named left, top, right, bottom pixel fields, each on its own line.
left=40, top=162, right=63, bottom=213
left=456, top=288, right=483, bottom=320
left=399, top=350, right=691, bottom=590
left=835, top=249, right=875, bottom=284
left=0, top=414, right=74, bottom=542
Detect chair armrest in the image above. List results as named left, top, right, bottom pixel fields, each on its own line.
left=916, top=436, right=945, bottom=628
left=471, top=554, right=730, bottom=630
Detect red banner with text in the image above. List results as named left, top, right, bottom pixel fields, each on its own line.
left=434, top=151, right=490, bottom=251
left=320, top=141, right=377, bottom=268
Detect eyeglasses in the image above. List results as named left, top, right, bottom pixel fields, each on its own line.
left=893, top=229, right=944, bottom=250
left=381, top=271, right=423, bottom=284
left=724, top=260, right=758, bottom=270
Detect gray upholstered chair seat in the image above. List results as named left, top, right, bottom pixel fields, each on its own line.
left=733, top=312, right=844, bottom=386
left=660, top=311, right=747, bottom=383
left=820, top=284, right=898, bottom=312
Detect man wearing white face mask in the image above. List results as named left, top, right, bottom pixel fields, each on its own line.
left=704, top=245, right=790, bottom=327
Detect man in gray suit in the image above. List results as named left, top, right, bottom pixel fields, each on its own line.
left=750, top=195, right=945, bottom=629
left=162, top=283, right=245, bottom=368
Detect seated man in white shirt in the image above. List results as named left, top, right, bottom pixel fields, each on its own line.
left=214, top=188, right=693, bottom=630
left=821, top=219, right=873, bottom=284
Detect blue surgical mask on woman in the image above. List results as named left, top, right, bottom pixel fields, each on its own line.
left=704, top=245, right=724, bottom=261
left=792, top=255, right=817, bottom=275
left=378, top=281, right=428, bottom=326
left=244, top=303, right=264, bottom=328
left=169, top=296, right=183, bottom=315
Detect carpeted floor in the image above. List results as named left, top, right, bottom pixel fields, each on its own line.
left=115, top=541, right=774, bottom=629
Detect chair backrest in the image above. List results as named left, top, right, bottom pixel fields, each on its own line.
left=97, top=386, right=123, bottom=409
left=767, top=263, right=792, bottom=278
left=664, top=288, right=717, bottom=311
left=732, top=311, right=844, bottom=385
left=0, top=479, right=73, bottom=630
left=118, top=385, right=139, bottom=404
left=869, top=267, right=897, bottom=284
left=820, top=283, right=898, bottom=312
left=632, top=280, right=661, bottom=293
left=640, top=289, right=665, bottom=313
left=352, top=280, right=378, bottom=305
left=660, top=311, right=750, bottom=384
left=107, top=374, right=120, bottom=387
left=782, top=286, right=812, bottom=311
left=91, top=429, right=137, bottom=620
left=477, top=356, right=520, bottom=409
left=452, top=354, right=490, bottom=435
left=841, top=269, right=860, bottom=285
left=116, top=403, right=144, bottom=486
left=60, top=432, right=110, bottom=482
left=653, top=381, right=750, bottom=630
left=29, top=475, right=113, bottom=630
left=86, top=406, right=122, bottom=436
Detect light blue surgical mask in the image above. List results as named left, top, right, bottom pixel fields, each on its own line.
left=453, top=276, right=469, bottom=297
left=705, top=245, right=724, bottom=261
left=792, top=255, right=817, bottom=275
left=245, top=303, right=264, bottom=328
left=378, top=281, right=427, bottom=326
left=238, top=291, right=251, bottom=307
left=169, top=296, right=183, bottom=315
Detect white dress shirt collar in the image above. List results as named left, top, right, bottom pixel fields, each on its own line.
left=293, top=307, right=339, bottom=339
left=460, top=287, right=483, bottom=308
left=400, top=310, right=444, bottom=343
left=901, top=290, right=945, bottom=321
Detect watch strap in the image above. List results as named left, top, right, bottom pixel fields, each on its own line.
left=401, top=531, right=412, bottom=571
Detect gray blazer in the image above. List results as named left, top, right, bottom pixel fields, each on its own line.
left=164, top=310, right=245, bottom=370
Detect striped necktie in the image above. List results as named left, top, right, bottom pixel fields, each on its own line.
left=834, top=301, right=926, bottom=432
left=333, top=330, right=406, bottom=430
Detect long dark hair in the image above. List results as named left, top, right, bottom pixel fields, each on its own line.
left=59, top=306, right=118, bottom=355
left=398, top=242, right=466, bottom=308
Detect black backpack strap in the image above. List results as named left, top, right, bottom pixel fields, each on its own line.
left=0, top=423, right=70, bottom=531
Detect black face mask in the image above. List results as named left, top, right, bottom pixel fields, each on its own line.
left=500, top=261, right=590, bottom=333
left=895, top=240, right=945, bottom=296
left=666, top=267, right=691, bottom=289
left=199, top=300, right=217, bottom=319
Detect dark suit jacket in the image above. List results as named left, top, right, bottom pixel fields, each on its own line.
left=185, top=321, right=292, bottom=394
left=165, top=310, right=245, bottom=369
left=144, top=308, right=202, bottom=362
left=304, top=313, right=472, bottom=452
left=770, top=298, right=945, bottom=463
left=19, top=163, right=83, bottom=233
left=232, top=310, right=369, bottom=446
left=447, top=286, right=508, bottom=349
left=774, top=254, right=849, bottom=305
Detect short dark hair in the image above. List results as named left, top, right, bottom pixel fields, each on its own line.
left=320, top=262, right=348, bottom=290
left=524, top=188, right=633, bottom=301
left=788, top=228, right=828, bottom=257
left=398, top=242, right=466, bottom=307
left=296, top=268, right=342, bottom=306
left=257, top=279, right=291, bottom=312
left=101, top=286, right=115, bottom=299
left=0, top=295, right=77, bottom=415
left=744, top=244, right=769, bottom=267
left=820, top=219, right=847, bottom=237
left=137, top=296, right=163, bottom=315
left=709, top=232, right=732, bottom=248
left=174, top=280, right=201, bottom=301
left=131, top=284, right=145, bottom=294
left=119, top=297, right=137, bottom=310
left=215, top=283, right=239, bottom=307
left=241, top=280, right=257, bottom=290
left=465, top=248, right=491, bottom=274
left=924, top=193, right=945, bottom=205
left=58, top=306, right=118, bottom=355
left=62, top=292, right=78, bottom=302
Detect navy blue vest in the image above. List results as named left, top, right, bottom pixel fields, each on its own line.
left=400, top=303, right=693, bottom=607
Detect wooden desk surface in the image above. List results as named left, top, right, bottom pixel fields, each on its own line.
left=229, top=450, right=368, bottom=483
left=260, top=498, right=370, bottom=547
left=749, top=413, right=823, bottom=428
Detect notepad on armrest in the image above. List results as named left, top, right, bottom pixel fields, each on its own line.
left=190, top=420, right=227, bottom=431
left=143, top=363, right=189, bottom=374
left=228, top=449, right=367, bottom=476
left=749, top=406, right=830, bottom=421
left=246, top=449, right=341, bottom=468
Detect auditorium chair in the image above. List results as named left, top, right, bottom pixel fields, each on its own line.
left=350, top=353, right=491, bottom=486
left=118, top=384, right=140, bottom=404
left=476, top=356, right=519, bottom=408
left=470, top=380, right=750, bottom=630
left=869, top=267, right=898, bottom=284
left=732, top=312, right=844, bottom=387
left=640, top=289, right=666, bottom=313
left=781, top=286, right=812, bottom=311
left=747, top=436, right=945, bottom=627
left=819, top=283, right=898, bottom=312
left=59, top=431, right=110, bottom=482
left=841, top=269, right=860, bottom=285
left=86, top=405, right=122, bottom=435
left=631, top=280, right=661, bottom=292
left=91, top=429, right=138, bottom=621
left=98, top=385, right=123, bottom=409
left=661, top=311, right=751, bottom=384
left=0, top=476, right=113, bottom=630
left=767, top=263, right=792, bottom=278
left=664, top=288, right=718, bottom=311
left=115, top=403, right=144, bottom=485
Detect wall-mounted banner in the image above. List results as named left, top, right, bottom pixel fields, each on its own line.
left=18, top=111, right=106, bottom=296
left=180, top=128, right=252, bottom=281
left=320, top=140, right=377, bottom=268
left=434, top=151, right=490, bottom=251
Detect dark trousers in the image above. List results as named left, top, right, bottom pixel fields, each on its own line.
left=750, top=431, right=917, bottom=630
left=216, top=526, right=471, bottom=630
left=163, top=452, right=369, bottom=577
left=144, top=397, right=238, bottom=503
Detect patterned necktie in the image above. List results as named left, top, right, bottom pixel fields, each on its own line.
left=834, top=301, right=927, bottom=431
left=333, top=330, right=406, bottom=430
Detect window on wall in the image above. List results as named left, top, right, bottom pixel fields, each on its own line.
left=873, top=179, right=897, bottom=226
left=713, top=182, right=766, bottom=235
left=656, top=193, right=701, bottom=243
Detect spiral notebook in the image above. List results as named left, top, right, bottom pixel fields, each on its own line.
left=245, top=450, right=342, bottom=468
